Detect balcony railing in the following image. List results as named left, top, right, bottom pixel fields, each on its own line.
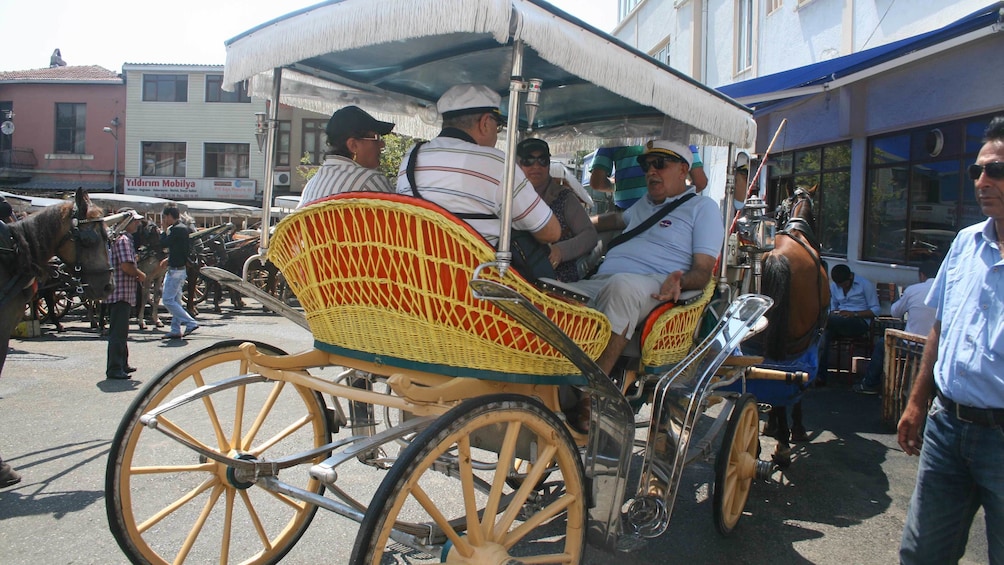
left=0, top=148, right=38, bottom=169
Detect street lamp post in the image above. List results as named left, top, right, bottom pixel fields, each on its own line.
left=103, top=117, right=120, bottom=193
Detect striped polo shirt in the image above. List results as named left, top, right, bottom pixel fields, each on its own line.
left=395, top=136, right=553, bottom=246
left=297, top=155, right=393, bottom=208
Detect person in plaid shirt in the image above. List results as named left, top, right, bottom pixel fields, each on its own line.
left=105, top=210, right=147, bottom=380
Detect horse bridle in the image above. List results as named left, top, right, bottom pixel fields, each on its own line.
left=775, top=189, right=829, bottom=340
left=57, top=206, right=113, bottom=296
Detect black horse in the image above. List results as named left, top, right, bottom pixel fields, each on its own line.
left=0, top=188, right=113, bottom=484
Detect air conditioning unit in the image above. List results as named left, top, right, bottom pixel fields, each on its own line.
left=274, top=171, right=291, bottom=187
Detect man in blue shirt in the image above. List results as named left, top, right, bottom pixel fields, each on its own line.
left=898, top=116, right=1004, bottom=565
left=819, top=263, right=880, bottom=384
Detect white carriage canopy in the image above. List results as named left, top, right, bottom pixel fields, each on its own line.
left=222, top=0, right=756, bottom=153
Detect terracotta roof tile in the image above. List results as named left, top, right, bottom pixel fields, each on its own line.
left=0, top=65, right=121, bottom=82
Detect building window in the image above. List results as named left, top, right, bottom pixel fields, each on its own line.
left=769, top=0, right=784, bottom=14
left=142, top=141, right=187, bottom=176
left=862, top=115, right=992, bottom=264
left=735, top=0, right=754, bottom=74
left=54, top=103, right=86, bottom=154
left=204, top=143, right=250, bottom=178
left=142, top=74, right=188, bottom=102
left=766, top=141, right=852, bottom=256
left=651, top=38, right=671, bottom=66
left=302, top=119, right=327, bottom=165
left=205, top=75, right=251, bottom=103
left=618, top=0, right=641, bottom=22
left=275, top=120, right=291, bottom=167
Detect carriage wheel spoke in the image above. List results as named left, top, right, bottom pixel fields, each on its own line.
left=410, top=482, right=472, bottom=556
left=503, top=493, right=576, bottom=548
left=494, top=442, right=557, bottom=537
left=239, top=489, right=275, bottom=551
left=482, top=420, right=521, bottom=539
left=457, top=436, right=485, bottom=546
left=130, top=462, right=216, bottom=475
left=175, top=483, right=224, bottom=563
left=242, top=381, right=288, bottom=451
left=137, top=476, right=219, bottom=533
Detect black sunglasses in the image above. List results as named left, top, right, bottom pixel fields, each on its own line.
left=639, top=155, right=684, bottom=173
left=519, top=156, right=549, bottom=167
left=968, top=162, right=1004, bottom=181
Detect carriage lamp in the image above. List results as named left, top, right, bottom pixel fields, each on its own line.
left=736, top=195, right=775, bottom=253
left=254, top=111, right=269, bottom=153
left=524, top=78, right=543, bottom=131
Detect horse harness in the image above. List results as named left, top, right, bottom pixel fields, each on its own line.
left=54, top=206, right=113, bottom=296
left=774, top=191, right=829, bottom=353
left=0, top=221, right=34, bottom=309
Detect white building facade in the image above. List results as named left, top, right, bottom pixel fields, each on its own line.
left=612, top=0, right=1003, bottom=287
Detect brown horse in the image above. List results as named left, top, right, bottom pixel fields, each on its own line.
left=0, top=188, right=113, bottom=484
left=757, top=186, right=830, bottom=460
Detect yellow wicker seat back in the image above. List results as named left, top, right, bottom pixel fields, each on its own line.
left=268, top=193, right=611, bottom=385
left=638, top=280, right=716, bottom=373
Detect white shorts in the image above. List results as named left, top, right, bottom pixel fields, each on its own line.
left=568, top=273, right=665, bottom=337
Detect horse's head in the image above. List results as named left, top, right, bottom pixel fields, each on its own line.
left=54, top=188, right=114, bottom=300
left=775, top=185, right=817, bottom=230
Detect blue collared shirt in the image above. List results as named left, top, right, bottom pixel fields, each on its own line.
left=829, top=275, right=881, bottom=318
left=927, top=219, right=1004, bottom=409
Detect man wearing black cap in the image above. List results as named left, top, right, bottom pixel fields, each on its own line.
left=297, top=105, right=395, bottom=208
left=396, top=83, right=559, bottom=247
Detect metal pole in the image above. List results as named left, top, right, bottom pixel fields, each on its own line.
left=496, top=39, right=525, bottom=274
left=243, top=68, right=282, bottom=281
left=113, top=135, right=119, bottom=193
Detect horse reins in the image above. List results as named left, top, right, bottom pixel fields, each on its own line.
left=57, top=206, right=113, bottom=296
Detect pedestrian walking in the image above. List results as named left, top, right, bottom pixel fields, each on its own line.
left=159, top=206, right=198, bottom=339
left=898, top=115, right=1004, bottom=564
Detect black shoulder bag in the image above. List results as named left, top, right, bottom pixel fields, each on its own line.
left=586, top=193, right=697, bottom=277
left=406, top=142, right=556, bottom=282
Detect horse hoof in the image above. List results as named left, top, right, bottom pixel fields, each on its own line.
left=772, top=444, right=792, bottom=469
left=790, top=427, right=809, bottom=442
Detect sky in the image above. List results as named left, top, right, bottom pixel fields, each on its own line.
left=0, top=0, right=616, bottom=73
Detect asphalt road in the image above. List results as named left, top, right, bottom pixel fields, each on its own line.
left=0, top=302, right=990, bottom=564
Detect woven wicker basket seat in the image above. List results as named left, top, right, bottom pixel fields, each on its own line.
left=638, top=280, right=716, bottom=374
left=268, top=193, right=611, bottom=385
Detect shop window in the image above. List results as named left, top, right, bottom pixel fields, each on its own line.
left=142, top=141, right=186, bottom=176
left=204, top=143, right=250, bottom=178
left=863, top=115, right=993, bottom=264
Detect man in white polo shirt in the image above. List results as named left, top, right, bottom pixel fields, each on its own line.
left=571, top=139, right=725, bottom=375
left=396, top=83, right=559, bottom=247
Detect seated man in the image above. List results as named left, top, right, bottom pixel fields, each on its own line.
left=854, top=258, right=940, bottom=394
left=820, top=263, right=880, bottom=384
left=570, top=139, right=725, bottom=376
left=396, top=83, right=560, bottom=248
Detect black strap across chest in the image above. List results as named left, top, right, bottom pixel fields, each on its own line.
left=606, top=193, right=697, bottom=250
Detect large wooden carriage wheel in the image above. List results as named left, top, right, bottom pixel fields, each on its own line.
left=105, top=341, right=329, bottom=564
left=713, top=393, right=760, bottom=535
left=351, top=394, right=586, bottom=565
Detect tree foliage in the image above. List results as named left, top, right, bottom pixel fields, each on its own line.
left=296, top=133, right=418, bottom=185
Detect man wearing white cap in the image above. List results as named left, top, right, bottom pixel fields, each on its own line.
left=570, top=139, right=725, bottom=375
left=106, top=209, right=147, bottom=380
left=396, top=83, right=559, bottom=247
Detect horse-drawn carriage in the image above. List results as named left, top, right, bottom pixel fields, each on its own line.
left=103, top=1, right=824, bottom=563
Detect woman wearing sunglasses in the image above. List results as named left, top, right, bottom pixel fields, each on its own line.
left=516, top=138, right=598, bottom=282
left=297, top=106, right=395, bottom=208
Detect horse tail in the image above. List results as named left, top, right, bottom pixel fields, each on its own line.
left=762, top=252, right=792, bottom=360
